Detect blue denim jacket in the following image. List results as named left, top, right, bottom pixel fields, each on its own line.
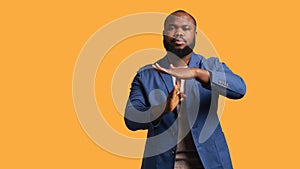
left=125, top=53, right=246, bottom=169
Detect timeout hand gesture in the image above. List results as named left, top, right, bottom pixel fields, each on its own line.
left=152, top=63, right=210, bottom=85
left=152, top=63, right=195, bottom=79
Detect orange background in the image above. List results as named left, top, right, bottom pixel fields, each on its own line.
left=1, top=0, right=300, bottom=168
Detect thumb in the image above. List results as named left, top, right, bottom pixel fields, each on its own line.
left=172, top=82, right=179, bottom=95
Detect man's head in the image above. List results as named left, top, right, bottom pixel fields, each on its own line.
left=163, top=10, right=197, bottom=58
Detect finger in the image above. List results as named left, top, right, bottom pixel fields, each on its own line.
left=170, top=64, right=175, bottom=69
left=172, top=83, right=179, bottom=95
left=175, top=80, right=181, bottom=89
left=152, top=63, right=160, bottom=70
left=155, top=63, right=165, bottom=70
left=152, top=64, right=164, bottom=73
left=178, top=93, right=186, bottom=101
left=155, top=63, right=168, bottom=73
left=174, top=82, right=179, bottom=91
left=180, top=93, right=187, bottom=98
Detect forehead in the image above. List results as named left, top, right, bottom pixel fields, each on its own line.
left=165, top=12, right=195, bottom=27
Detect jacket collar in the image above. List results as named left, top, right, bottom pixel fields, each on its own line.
left=156, top=56, right=173, bottom=93
left=188, top=52, right=203, bottom=68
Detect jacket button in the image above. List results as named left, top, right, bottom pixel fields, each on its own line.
left=170, top=150, right=175, bottom=156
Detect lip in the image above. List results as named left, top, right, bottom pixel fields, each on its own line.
left=172, top=38, right=186, bottom=45
left=174, top=40, right=185, bottom=45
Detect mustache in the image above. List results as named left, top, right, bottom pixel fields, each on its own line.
left=171, top=38, right=187, bottom=43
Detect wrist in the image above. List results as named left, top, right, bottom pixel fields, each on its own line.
left=194, top=68, right=210, bottom=85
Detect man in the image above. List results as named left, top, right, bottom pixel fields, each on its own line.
left=124, top=10, right=246, bottom=169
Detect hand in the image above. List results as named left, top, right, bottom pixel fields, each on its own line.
left=164, top=81, right=186, bottom=113
left=152, top=63, right=195, bottom=79
left=152, top=63, right=210, bottom=85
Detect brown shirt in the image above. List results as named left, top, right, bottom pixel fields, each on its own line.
left=173, top=77, right=204, bottom=169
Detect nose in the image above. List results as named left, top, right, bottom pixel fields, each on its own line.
left=174, top=29, right=184, bottom=37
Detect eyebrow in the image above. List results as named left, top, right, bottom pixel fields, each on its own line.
left=166, top=24, right=193, bottom=30
left=167, top=24, right=191, bottom=27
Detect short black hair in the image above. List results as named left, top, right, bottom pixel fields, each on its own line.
left=164, top=10, right=197, bottom=30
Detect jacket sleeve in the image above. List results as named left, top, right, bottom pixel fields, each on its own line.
left=124, top=72, right=154, bottom=131
left=202, top=57, right=246, bottom=99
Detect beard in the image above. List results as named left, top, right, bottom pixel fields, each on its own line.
left=163, top=36, right=195, bottom=58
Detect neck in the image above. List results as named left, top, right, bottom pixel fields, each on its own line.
left=167, top=52, right=192, bottom=67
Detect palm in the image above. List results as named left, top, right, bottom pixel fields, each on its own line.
left=152, top=63, right=195, bottom=79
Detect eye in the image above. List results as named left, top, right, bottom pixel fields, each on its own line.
left=167, top=25, right=176, bottom=31
left=182, top=26, right=191, bottom=31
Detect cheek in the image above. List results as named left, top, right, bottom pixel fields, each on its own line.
left=164, top=30, right=176, bottom=37
left=163, top=35, right=173, bottom=42
left=186, top=34, right=196, bottom=42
